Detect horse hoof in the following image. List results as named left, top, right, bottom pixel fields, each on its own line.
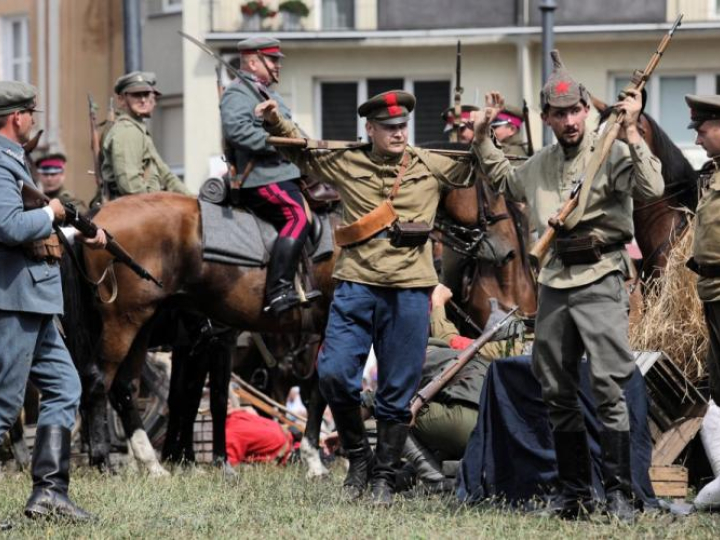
left=299, top=439, right=329, bottom=479
left=305, top=465, right=330, bottom=479
left=147, top=464, right=171, bottom=477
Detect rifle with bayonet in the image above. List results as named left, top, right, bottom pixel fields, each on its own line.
left=450, top=40, right=463, bottom=143
left=266, top=135, right=528, bottom=161
left=20, top=182, right=164, bottom=288
left=409, top=306, right=519, bottom=421
left=528, top=14, right=683, bottom=267
left=88, top=94, right=110, bottom=206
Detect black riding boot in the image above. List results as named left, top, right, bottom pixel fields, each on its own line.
left=24, top=426, right=93, bottom=521
left=264, top=236, right=318, bottom=315
left=371, top=421, right=410, bottom=506
left=333, top=407, right=374, bottom=501
left=543, top=431, right=594, bottom=519
left=600, top=430, right=635, bottom=523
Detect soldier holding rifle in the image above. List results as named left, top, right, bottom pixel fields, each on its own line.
left=0, top=81, right=106, bottom=524
left=257, top=89, right=476, bottom=505
left=473, top=52, right=663, bottom=521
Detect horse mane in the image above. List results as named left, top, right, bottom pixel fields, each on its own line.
left=596, top=108, right=698, bottom=211
left=505, top=198, right=532, bottom=270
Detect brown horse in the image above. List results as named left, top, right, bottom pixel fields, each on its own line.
left=440, top=174, right=537, bottom=333
left=592, top=103, right=699, bottom=280
left=61, top=192, right=337, bottom=475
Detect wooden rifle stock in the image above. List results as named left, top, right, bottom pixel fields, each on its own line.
left=409, top=306, right=519, bottom=421
left=88, top=94, right=109, bottom=205
left=20, top=182, right=163, bottom=288
left=528, top=14, right=682, bottom=268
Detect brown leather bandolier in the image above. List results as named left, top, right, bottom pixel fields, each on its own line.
left=334, top=153, right=409, bottom=248
left=22, top=233, right=63, bottom=264
left=554, top=234, right=626, bottom=266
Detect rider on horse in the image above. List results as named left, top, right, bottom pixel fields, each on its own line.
left=220, top=37, right=319, bottom=316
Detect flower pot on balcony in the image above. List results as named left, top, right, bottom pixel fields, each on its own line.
left=281, top=12, right=302, bottom=31
left=242, top=13, right=262, bottom=31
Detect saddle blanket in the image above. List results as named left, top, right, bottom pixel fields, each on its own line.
left=199, top=199, right=334, bottom=267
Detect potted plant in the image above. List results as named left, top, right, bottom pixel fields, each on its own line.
left=240, top=1, right=277, bottom=31
left=278, top=0, right=310, bottom=31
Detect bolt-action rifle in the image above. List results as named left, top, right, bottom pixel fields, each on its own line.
left=88, top=94, right=110, bottom=205
left=450, top=40, right=463, bottom=143
left=20, top=182, right=163, bottom=288
left=409, top=307, right=519, bottom=421
left=529, top=14, right=683, bottom=267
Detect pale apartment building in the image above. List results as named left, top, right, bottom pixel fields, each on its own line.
left=3, top=0, right=720, bottom=198
left=0, top=0, right=124, bottom=203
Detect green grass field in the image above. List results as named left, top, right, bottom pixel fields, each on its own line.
left=1, top=463, right=718, bottom=539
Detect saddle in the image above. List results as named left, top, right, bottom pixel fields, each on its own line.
left=197, top=192, right=333, bottom=268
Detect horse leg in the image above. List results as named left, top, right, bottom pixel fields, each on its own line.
left=80, top=361, right=114, bottom=472
left=108, top=324, right=169, bottom=477
left=208, top=329, right=235, bottom=475
left=300, top=373, right=329, bottom=478
left=162, top=335, right=195, bottom=465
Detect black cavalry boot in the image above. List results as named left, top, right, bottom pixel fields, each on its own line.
left=541, top=431, right=595, bottom=520
left=371, top=421, right=410, bottom=506
left=333, top=407, right=374, bottom=501
left=24, top=426, right=94, bottom=522
left=600, top=430, right=635, bottom=524
left=264, top=236, right=317, bottom=316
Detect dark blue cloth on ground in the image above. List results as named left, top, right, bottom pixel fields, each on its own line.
left=456, top=356, right=657, bottom=508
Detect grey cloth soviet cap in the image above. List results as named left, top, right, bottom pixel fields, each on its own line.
left=114, top=71, right=162, bottom=96
left=0, top=81, right=40, bottom=116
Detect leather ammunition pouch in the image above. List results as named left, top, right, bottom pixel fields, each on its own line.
left=388, top=220, right=433, bottom=248
left=554, top=235, right=624, bottom=266
left=22, top=233, right=63, bottom=263
left=335, top=200, right=398, bottom=247
left=686, top=257, right=720, bottom=278
left=299, top=177, right=340, bottom=212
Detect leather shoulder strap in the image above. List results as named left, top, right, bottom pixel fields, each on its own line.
left=388, top=152, right=410, bottom=201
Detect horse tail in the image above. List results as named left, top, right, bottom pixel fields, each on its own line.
left=60, top=240, right=104, bottom=388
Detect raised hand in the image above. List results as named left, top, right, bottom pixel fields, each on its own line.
left=254, top=99, right=281, bottom=125
left=474, top=91, right=505, bottom=141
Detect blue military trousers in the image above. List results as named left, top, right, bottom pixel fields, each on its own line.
left=318, top=281, right=430, bottom=423
left=0, top=311, right=81, bottom=437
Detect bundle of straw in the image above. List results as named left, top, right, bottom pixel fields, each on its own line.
left=629, top=219, right=709, bottom=384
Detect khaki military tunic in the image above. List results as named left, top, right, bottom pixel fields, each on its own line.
left=101, top=113, right=191, bottom=197
left=692, top=163, right=720, bottom=302
left=499, top=131, right=528, bottom=159
left=46, top=187, right=88, bottom=215
left=476, top=131, right=664, bottom=288
left=266, top=117, right=475, bottom=288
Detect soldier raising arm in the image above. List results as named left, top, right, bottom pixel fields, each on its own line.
left=472, top=52, right=663, bottom=522
left=258, top=90, right=475, bottom=505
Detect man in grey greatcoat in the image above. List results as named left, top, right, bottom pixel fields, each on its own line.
left=0, top=81, right=106, bottom=524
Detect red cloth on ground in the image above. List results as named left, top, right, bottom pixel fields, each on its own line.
left=225, top=410, right=294, bottom=466
left=449, top=335, right=474, bottom=350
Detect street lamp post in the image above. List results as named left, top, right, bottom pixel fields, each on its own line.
left=123, top=0, right=143, bottom=73
left=540, top=0, right=557, bottom=146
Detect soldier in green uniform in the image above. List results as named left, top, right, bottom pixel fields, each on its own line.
left=441, top=105, right=479, bottom=144
left=490, top=104, right=529, bottom=158
left=257, top=90, right=477, bottom=505
left=685, top=94, right=720, bottom=513
left=685, top=94, right=720, bottom=422
left=473, top=51, right=663, bottom=521
left=101, top=72, right=191, bottom=198
left=35, top=153, right=88, bottom=214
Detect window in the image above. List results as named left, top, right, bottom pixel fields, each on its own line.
left=612, top=74, right=699, bottom=145
left=162, top=0, right=183, bottom=13
left=322, top=0, right=355, bottom=29
left=1, top=16, right=30, bottom=82
left=318, top=78, right=451, bottom=144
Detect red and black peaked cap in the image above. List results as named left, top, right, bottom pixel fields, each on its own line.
left=358, top=90, right=416, bottom=125
left=237, top=37, right=284, bottom=58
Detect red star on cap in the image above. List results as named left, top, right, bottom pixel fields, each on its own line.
left=555, top=81, right=571, bottom=94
